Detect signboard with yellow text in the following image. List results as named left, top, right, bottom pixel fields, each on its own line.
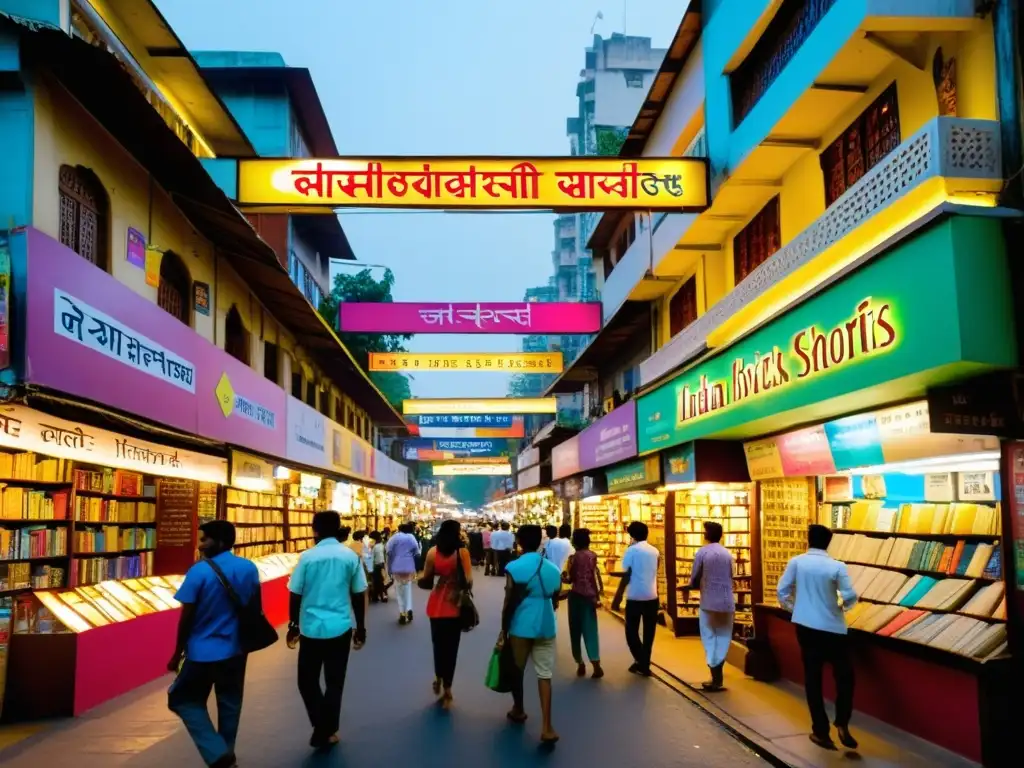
left=432, top=463, right=513, bottom=476
left=371, top=352, right=563, bottom=373
left=236, top=157, right=709, bottom=211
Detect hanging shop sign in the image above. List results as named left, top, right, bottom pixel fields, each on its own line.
left=517, top=446, right=541, bottom=472
left=662, top=443, right=696, bottom=485
left=551, top=434, right=581, bottom=481
left=432, top=462, right=512, bottom=476
left=415, top=414, right=515, bottom=428
left=236, top=157, right=709, bottom=211
left=229, top=450, right=275, bottom=490
left=518, top=464, right=542, bottom=491
left=0, top=403, right=227, bottom=484
left=606, top=456, right=661, bottom=494
left=403, top=438, right=508, bottom=460
left=578, top=402, right=637, bottom=472
left=927, top=371, right=1023, bottom=438
left=347, top=303, right=600, bottom=335
left=636, top=218, right=1016, bottom=453
left=370, top=352, right=564, bottom=372
left=404, top=397, right=557, bottom=415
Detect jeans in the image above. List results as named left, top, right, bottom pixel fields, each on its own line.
left=297, top=632, right=353, bottom=742
left=393, top=574, right=414, bottom=614
left=567, top=593, right=600, bottom=663
left=796, top=624, right=855, bottom=736
left=429, top=617, right=463, bottom=688
left=168, top=655, right=247, bottom=766
left=624, top=599, right=659, bottom=671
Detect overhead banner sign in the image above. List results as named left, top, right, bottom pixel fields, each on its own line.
left=370, top=352, right=564, bottom=373
left=418, top=425, right=525, bottom=439
left=432, top=462, right=512, bottom=476
left=403, top=438, right=509, bottom=460
left=415, top=414, right=515, bottom=428
left=236, top=157, right=709, bottom=211
left=345, top=303, right=599, bottom=335
left=404, top=397, right=557, bottom=415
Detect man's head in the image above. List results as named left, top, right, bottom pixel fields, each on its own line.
left=627, top=521, right=649, bottom=542
left=545, top=524, right=558, bottom=540
left=571, top=528, right=590, bottom=550
left=353, top=530, right=366, bottom=542
left=703, top=521, right=723, bottom=544
left=312, top=511, right=341, bottom=542
left=338, top=525, right=352, bottom=542
left=516, top=524, right=543, bottom=553
left=808, top=524, right=833, bottom=551
left=558, top=524, right=571, bottom=539
left=198, top=520, right=235, bottom=557
left=501, top=522, right=510, bottom=531
left=369, top=530, right=382, bottom=543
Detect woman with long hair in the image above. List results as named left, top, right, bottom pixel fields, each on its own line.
left=564, top=528, right=604, bottom=679
left=422, top=519, right=473, bottom=709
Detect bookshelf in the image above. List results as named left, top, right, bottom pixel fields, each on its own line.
left=672, top=485, right=754, bottom=638
left=224, top=488, right=286, bottom=559
left=759, top=477, right=816, bottom=607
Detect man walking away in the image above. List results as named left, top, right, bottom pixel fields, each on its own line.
left=777, top=524, right=859, bottom=751
left=687, top=522, right=734, bottom=691
left=482, top=523, right=495, bottom=575
left=287, top=511, right=367, bottom=751
left=492, top=522, right=515, bottom=576
left=168, top=520, right=260, bottom=768
left=544, top=524, right=573, bottom=574
left=387, top=522, right=421, bottom=624
left=611, top=521, right=660, bottom=677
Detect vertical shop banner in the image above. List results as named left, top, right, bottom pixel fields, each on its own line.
left=125, top=227, right=146, bottom=268
left=578, top=403, right=637, bottom=472
left=776, top=426, right=836, bottom=476
left=154, top=478, right=198, bottom=576
left=662, top=443, right=696, bottom=484
left=551, top=435, right=580, bottom=480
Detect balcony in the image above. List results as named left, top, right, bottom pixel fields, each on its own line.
left=639, top=116, right=1002, bottom=385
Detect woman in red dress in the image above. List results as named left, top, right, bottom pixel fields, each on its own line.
left=422, top=520, right=473, bottom=709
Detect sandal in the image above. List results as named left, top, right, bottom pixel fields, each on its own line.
left=432, top=677, right=442, bottom=695
left=506, top=709, right=528, bottom=724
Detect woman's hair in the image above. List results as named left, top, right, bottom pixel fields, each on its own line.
left=516, top=524, right=543, bottom=553
left=435, top=519, right=462, bottom=556
left=571, top=528, right=591, bottom=550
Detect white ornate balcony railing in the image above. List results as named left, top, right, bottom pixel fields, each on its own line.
left=639, top=116, right=1002, bottom=387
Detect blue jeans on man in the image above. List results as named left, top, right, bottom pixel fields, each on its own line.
left=168, top=655, right=247, bottom=766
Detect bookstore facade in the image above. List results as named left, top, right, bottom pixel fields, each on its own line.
left=627, top=214, right=1018, bottom=762
left=0, top=228, right=413, bottom=719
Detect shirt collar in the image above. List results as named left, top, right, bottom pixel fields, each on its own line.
left=315, top=537, right=341, bottom=549
left=806, top=548, right=828, bottom=556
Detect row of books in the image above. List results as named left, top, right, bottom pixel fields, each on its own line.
left=1, top=526, right=67, bottom=560
left=73, top=468, right=151, bottom=497
left=845, top=602, right=1007, bottom=659
left=0, top=452, right=74, bottom=482
left=847, top=565, right=977, bottom=612
left=0, top=563, right=65, bottom=591
left=235, top=526, right=284, bottom=544
left=74, top=496, right=156, bottom=523
left=233, top=542, right=285, bottom=558
left=289, top=510, right=316, bottom=529
left=0, top=488, right=69, bottom=520
left=226, top=488, right=284, bottom=507
left=226, top=507, right=284, bottom=525
left=75, top=552, right=153, bottom=585
left=74, top=527, right=156, bottom=553
left=822, top=501, right=1000, bottom=536
left=675, top=514, right=749, bottom=533
left=829, top=534, right=1001, bottom=578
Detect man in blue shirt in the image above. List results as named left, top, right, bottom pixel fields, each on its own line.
left=287, top=510, right=367, bottom=751
left=777, top=524, right=859, bottom=752
left=168, top=520, right=261, bottom=768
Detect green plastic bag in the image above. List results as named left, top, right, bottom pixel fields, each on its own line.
left=484, top=647, right=503, bottom=691
left=485, top=638, right=515, bottom=693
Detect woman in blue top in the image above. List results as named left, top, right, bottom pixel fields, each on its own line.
left=501, top=524, right=563, bottom=744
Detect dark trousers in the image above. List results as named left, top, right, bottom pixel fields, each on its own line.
left=624, top=599, right=659, bottom=671
left=484, top=549, right=495, bottom=575
left=496, top=549, right=512, bottom=576
left=796, top=624, right=855, bottom=736
left=429, top=617, right=463, bottom=688
left=297, top=632, right=353, bottom=741
left=370, top=565, right=386, bottom=602
left=168, top=655, right=247, bottom=766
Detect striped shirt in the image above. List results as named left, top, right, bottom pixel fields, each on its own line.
left=689, top=543, right=735, bottom=612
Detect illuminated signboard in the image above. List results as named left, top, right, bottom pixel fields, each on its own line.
left=370, top=352, right=563, bottom=373
left=404, top=398, right=557, bottom=415
left=236, top=157, right=709, bottom=211
left=403, top=438, right=508, bottom=460
left=418, top=425, right=525, bottom=439
left=432, top=463, right=513, bottom=476
left=415, top=414, right=515, bottom=427
left=346, top=303, right=599, bottom=335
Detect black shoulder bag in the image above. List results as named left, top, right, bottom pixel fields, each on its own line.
left=454, top=546, right=480, bottom=633
left=205, top=558, right=279, bottom=654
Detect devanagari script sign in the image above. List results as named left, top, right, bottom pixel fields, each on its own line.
left=403, top=398, right=558, bottom=415
left=341, top=302, right=599, bottom=335
left=370, top=352, right=563, bottom=373
left=237, top=157, right=709, bottom=211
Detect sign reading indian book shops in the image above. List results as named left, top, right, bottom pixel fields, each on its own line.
left=346, top=303, right=600, bottom=335
left=237, top=157, right=709, bottom=211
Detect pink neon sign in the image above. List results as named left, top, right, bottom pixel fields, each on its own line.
left=338, top=302, right=601, bottom=334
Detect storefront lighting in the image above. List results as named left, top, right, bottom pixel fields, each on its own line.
left=582, top=495, right=603, bottom=503
left=232, top=475, right=276, bottom=493
left=273, top=466, right=291, bottom=480
left=839, top=451, right=1000, bottom=476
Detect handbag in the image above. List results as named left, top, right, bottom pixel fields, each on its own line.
left=454, top=546, right=480, bottom=633
left=205, top=558, right=278, bottom=654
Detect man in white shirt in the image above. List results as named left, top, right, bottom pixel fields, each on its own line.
left=544, top=524, right=573, bottom=573
left=611, top=521, right=660, bottom=676
left=490, top=521, right=515, bottom=576
left=777, top=524, right=859, bottom=752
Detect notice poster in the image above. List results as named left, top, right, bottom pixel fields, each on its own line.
left=155, top=478, right=198, bottom=575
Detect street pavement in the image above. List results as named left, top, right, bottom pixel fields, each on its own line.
left=0, top=568, right=767, bottom=767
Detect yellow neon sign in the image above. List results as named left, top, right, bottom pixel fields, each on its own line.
left=371, top=352, right=563, bottom=373
left=403, top=398, right=557, bottom=415
left=432, top=463, right=512, bottom=476
left=236, top=157, right=709, bottom=211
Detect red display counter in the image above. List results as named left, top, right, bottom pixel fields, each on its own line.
left=755, top=605, right=1013, bottom=765
left=4, top=574, right=291, bottom=721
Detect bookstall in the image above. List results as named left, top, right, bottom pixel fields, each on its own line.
left=224, top=450, right=287, bottom=559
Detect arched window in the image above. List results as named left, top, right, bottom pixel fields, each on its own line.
left=59, top=164, right=109, bottom=269
left=224, top=305, right=250, bottom=365
left=157, top=251, right=191, bottom=326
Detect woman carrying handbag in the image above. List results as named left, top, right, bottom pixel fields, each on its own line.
left=420, top=520, right=474, bottom=710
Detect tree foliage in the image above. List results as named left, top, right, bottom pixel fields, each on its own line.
left=319, top=267, right=413, bottom=410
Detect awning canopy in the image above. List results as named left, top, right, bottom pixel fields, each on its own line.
left=11, top=18, right=404, bottom=427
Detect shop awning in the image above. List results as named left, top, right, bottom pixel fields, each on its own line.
left=9, top=17, right=405, bottom=428
left=545, top=300, right=651, bottom=395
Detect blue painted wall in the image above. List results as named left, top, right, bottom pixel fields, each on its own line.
left=0, top=28, right=33, bottom=232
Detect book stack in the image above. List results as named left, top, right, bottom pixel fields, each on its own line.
left=234, top=525, right=283, bottom=545
left=0, top=452, right=73, bottom=482
left=0, top=562, right=65, bottom=590
left=828, top=534, right=1001, bottom=578
left=0, top=488, right=70, bottom=520
left=76, top=551, right=153, bottom=585
left=225, top=488, right=285, bottom=507
left=74, top=497, right=156, bottom=523
left=960, top=582, right=1006, bottom=619
left=227, top=506, right=285, bottom=525
left=823, top=501, right=1001, bottom=536
left=1, top=526, right=67, bottom=559
left=74, top=525, right=122, bottom=553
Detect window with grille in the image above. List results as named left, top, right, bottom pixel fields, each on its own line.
left=58, top=164, right=108, bottom=270
left=157, top=251, right=190, bottom=325
left=733, top=196, right=781, bottom=286
left=224, top=305, right=250, bottom=365
left=669, top=276, right=698, bottom=337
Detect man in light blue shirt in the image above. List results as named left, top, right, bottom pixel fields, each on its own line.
left=490, top=521, right=515, bottom=576
left=288, top=511, right=367, bottom=751
left=777, top=524, right=859, bottom=752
